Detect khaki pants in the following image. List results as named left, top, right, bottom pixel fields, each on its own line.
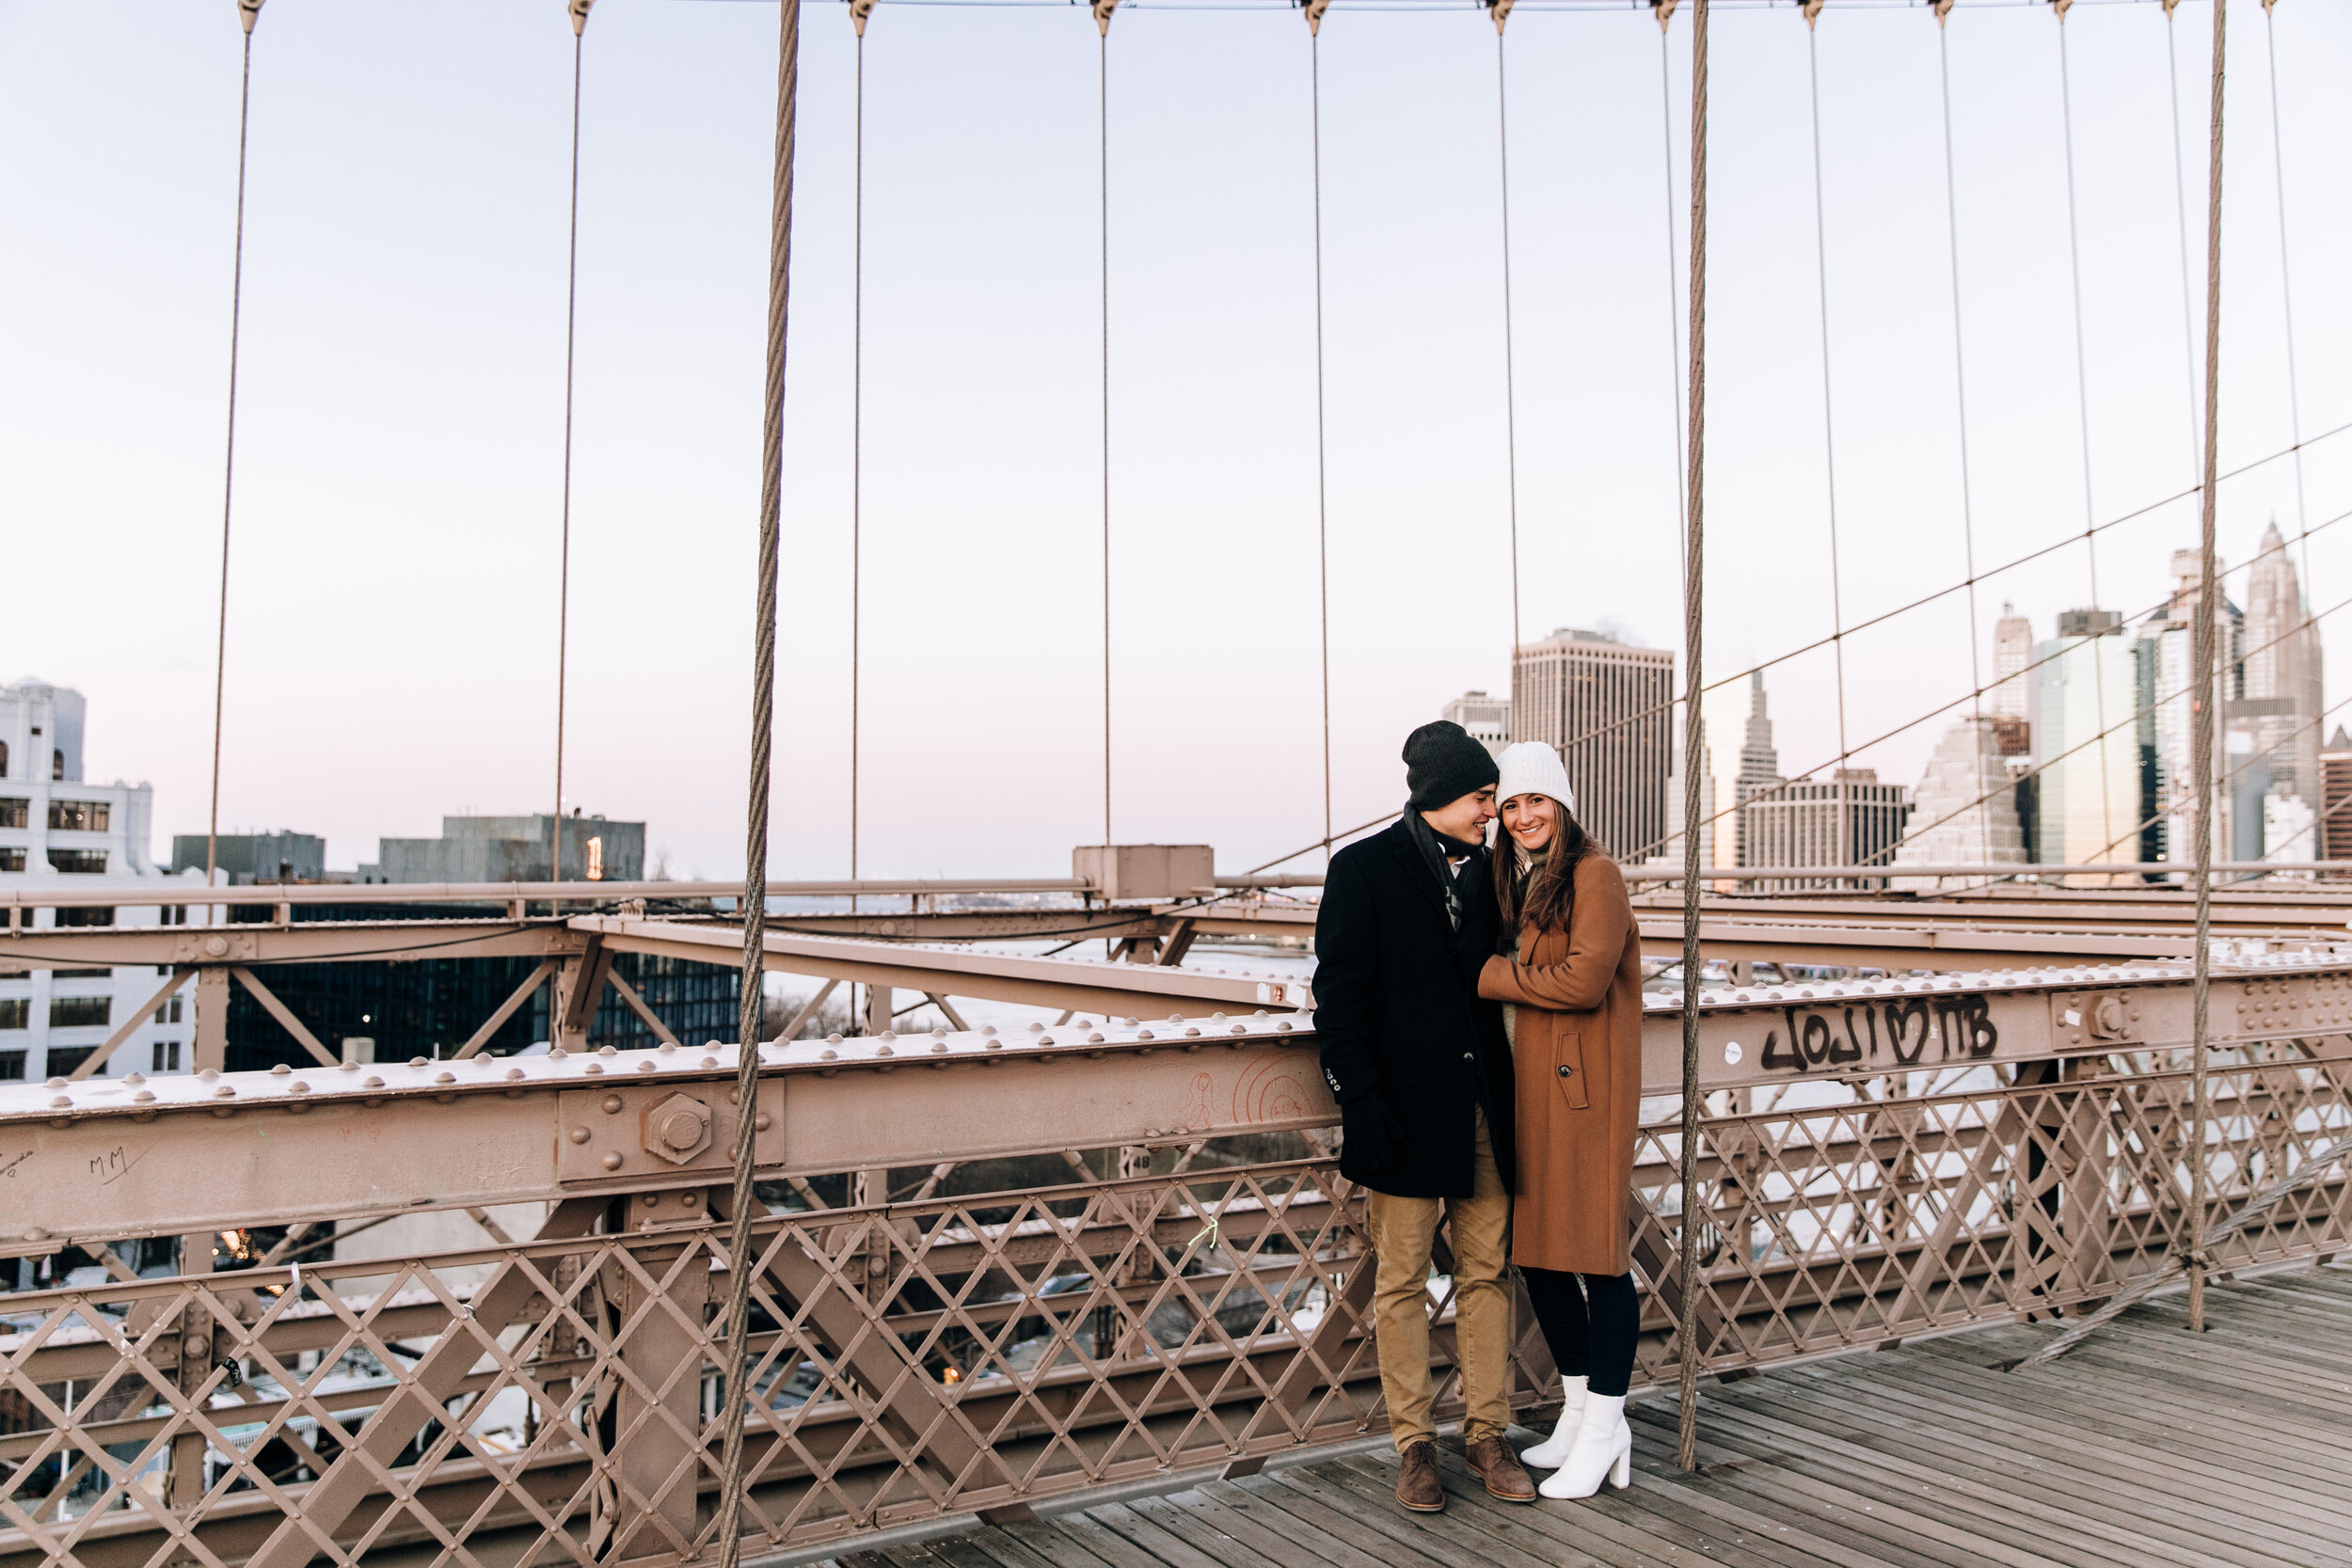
left=1365, top=1110, right=1513, bottom=1451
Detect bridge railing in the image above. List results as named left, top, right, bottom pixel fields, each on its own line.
left=2, top=971, right=2348, bottom=1566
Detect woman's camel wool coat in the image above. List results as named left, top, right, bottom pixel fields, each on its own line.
left=1477, top=850, right=1644, bottom=1275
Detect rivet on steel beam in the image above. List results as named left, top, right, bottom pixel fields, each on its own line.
left=550, top=1046, right=569, bottom=1059
left=1028, top=1022, right=1044, bottom=1033
left=24, top=1228, right=46, bottom=1243
left=435, top=1071, right=456, bottom=1085
left=134, top=1089, right=155, bottom=1103
left=599, top=1045, right=617, bottom=1057
left=44, top=1077, right=66, bottom=1090
left=290, top=1081, right=310, bottom=1094
left=876, top=1044, right=894, bottom=1057
left=982, top=1039, right=999, bottom=1052
left=1038, top=1036, right=1056, bottom=1047
left=1229, top=1024, right=1245, bottom=1036
left=1137, top=1029, right=1155, bottom=1040
left=570, top=1126, right=591, bottom=1143
left=48, top=1095, right=69, bottom=1109
left=1212, top=1012, right=1227, bottom=1022
left=602, top=1152, right=623, bottom=1171
left=659, top=1041, right=676, bottom=1054
left=506, top=1067, right=526, bottom=1081
left=215, top=1085, right=235, bottom=1098
left=828, top=1033, right=845, bottom=1045
left=820, top=1048, right=838, bottom=1060
left=981, top=1025, right=997, bottom=1037
left=583, top=1062, right=603, bottom=1074
left=1184, top=1027, right=1202, bottom=1038
left=1275, top=1021, right=1293, bottom=1032
left=1087, top=1033, right=1104, bottom=1044
left=363, top=1076, right=385, bottom=1088
left=411, top=1057, right=429, bottom=1069
left=123, top=1071, right=145, bottom=1085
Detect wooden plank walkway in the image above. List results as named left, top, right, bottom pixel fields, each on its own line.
left=811, top=1262, right=2352, bottom=1568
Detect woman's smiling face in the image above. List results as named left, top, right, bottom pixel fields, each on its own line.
left=1501, top=793, right=1558, bottom=851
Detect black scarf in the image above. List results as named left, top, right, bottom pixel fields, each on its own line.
left=1406, top=807, right=1486, bottom=932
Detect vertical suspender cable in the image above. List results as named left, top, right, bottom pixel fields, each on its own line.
left=1674, top=0, right=1708, bottom=1478
left=2053, top=5, right=2120, bottom=873
left=1656, top=1, right=1692, bottom=863
left=2186, top=0, right=2227, bottom=1339
left=205, top=0, right=265, bottom=901
left=1306, top=0, right=1332, bottom=862
left=551, top=0, right=591, bottom=921
left=848, top=0, right=872, bottom=942
left=1933, top=0, right=1992, bottom=868
left=2164, top=0, right=2204, bottom=476
left=2261, top=3, right=2312, bottom=602
left=1487, top=0, right=1520, bottom=657
left=1801, top=4, right=1851, bottom=877
left=717, top=0, right=799, bottom=1558
left=1096, top=0, right=1120, bottom=847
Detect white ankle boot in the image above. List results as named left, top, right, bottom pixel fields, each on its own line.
left=1519, top=1376, right=1589, bottom=1468
left=1538, top=1392, right=1631, bottom=1499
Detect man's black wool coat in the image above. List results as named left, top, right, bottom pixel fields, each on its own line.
left=1312, top=816, right=1518, bottom=1198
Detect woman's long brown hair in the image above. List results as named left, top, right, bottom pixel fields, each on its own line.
left=1493, top=802, right=1596, bottom=948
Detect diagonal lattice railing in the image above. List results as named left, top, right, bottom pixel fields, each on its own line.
left=2, top=1046, right=2345, bottom=1566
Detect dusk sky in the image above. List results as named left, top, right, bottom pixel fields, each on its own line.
left=4, top=0, right=2345, bottom=879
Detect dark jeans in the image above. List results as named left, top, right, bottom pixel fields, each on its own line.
left=1519, top=1267, right=1639, bottom=1399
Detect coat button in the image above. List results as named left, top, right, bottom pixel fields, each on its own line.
left=1557, top=1065, right=1574, bottom=1078
left=1463, top=1053, right=1474, bottom=1062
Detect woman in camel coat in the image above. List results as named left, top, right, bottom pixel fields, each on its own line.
left=1475, top=742, right=1644, bottom=1497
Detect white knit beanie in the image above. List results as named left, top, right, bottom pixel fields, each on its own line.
left=1494, top=741, right=1576, bottom=817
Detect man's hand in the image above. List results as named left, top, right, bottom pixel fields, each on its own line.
left=1342, top=1095, right=1406, bottom=1169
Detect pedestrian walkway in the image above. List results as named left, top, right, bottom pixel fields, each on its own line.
left=818, top=1262, right=2352, bottom=1568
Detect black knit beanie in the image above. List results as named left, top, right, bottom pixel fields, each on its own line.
left=1402, top=721, right=1501, bottom=811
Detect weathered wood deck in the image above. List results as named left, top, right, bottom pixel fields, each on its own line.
left=813, top=1262, right=2352, bottom=1568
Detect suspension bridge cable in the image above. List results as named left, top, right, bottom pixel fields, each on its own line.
left=1933, top=0, right=1993, bottom=867
left=1674, top=0, right=1708, bottom=1479
left=552, top=0, right=592, bottom=913
left=850, top=1, right=871, bottom=909
left=2262, top=2, right=2312, bottom=618
left=1098, top=0, right=1120, bottom=846
left=205, top=0, right=264, bottom=905
left=2187, top=0, right=2225, bottom=1338
left=1801, top=3, right=1852, bottom=878
left=717, top=0, right=800, bottom=1556
left=2053, top=3, right=2120, bottom=873
left=1489, top=0, right=1521, bottom=655
left=1306, top=0, right=1333, bottom=862
left=2164, top=0, right=2202, bottom=475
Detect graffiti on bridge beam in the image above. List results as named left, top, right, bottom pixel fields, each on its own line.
left=1757, top=994, right=1997, bottom=1075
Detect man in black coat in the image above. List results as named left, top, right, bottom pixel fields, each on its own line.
left=1313, top=721, right=1534, bottom=1513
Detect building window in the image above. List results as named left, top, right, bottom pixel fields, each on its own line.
left=152, top=1039, right=182, bottom=1073
left=51, top=750, right=63, bottom=782
left=585, top=835, right=604, bottom=880
left=0, top=1052, right=23, bottom=1082
left=49, top=997, right=110, bottom=1029
left=48, top=849, right=108, bottom=874
left=155, top=994, right=184, bottom=1025
left=0, top=798, right=23, bottom=829
left=0, top=740, right=8, bottom=779
left=0, top=1000, right=26, bottom=1031
left=48, top=800, right=110, bottom=832
left=0, top=848, right=23, bottom=874
left=55, top=906, right=115, bottom=927
left=53, top=967, right=110, bottom=978
left=46, top=1045, right=98, bottom=1076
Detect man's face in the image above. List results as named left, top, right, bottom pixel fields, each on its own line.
left=1421, top=786, right=1497, bottom=847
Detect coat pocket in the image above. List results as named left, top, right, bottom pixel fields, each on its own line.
left=1550, top=1027, right=1591, bottom=1112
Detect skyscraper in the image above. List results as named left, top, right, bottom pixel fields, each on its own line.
left=2031, top=610, right=2144, bottom=875
left=1511, top=627, right=1676, bottom=860
left=1990, top=602, right=2035, bottom=720
left=1889, top=717, right=2028, bottom=884
left=1740, top=770, right=1913, bottom=891
left=1733, top=670, right=1782, bottom=866
left=2240, top=520, right=2326, bottom=834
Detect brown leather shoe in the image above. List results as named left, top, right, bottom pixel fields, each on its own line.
left=1394, top=1440, right=1445, bottom=1513
left=1465, top=1433, right=1538, bottom=1503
